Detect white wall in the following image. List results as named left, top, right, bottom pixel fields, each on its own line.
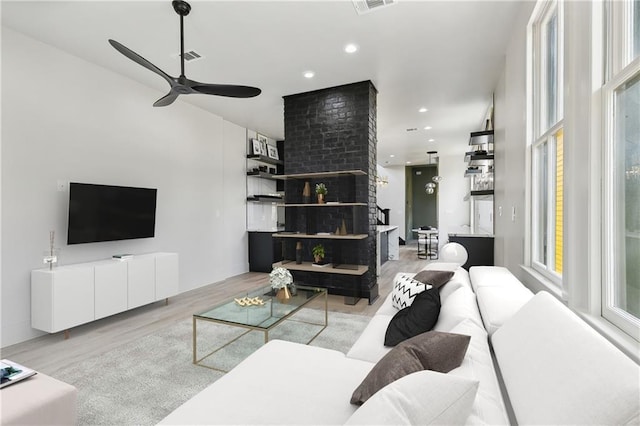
left=493, top=2, right=535, bottom=278
left=1, top=28, right=248, bottom=346
left=375, top=165, right=406, bottom=235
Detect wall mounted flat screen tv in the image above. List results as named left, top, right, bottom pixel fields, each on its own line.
left=67, top=183, right=157, bottom=245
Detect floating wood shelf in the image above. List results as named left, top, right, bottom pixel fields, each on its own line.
left=278, top=202, right=367, bottom=207
left=246, top=154, right=283, bottom=166
left=274, top=170, right=367, bottom=180
left=247, top=195, right=283, bottom=203
left=272, top=233, right=368, bottom=240
left=272, top=261, right=369, bottom=276
left=247, top=171, right=281, bottom=180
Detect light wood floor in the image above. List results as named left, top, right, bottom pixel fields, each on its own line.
left=2, top=243, right=430, bottom=376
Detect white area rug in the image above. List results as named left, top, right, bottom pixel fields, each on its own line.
left=51, top=309, right=370, bottom=425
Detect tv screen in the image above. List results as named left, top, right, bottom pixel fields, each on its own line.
left=67, top=183, right=157, bottom=245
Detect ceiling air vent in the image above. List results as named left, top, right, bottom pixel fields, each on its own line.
left=172, top=50, right=204, bottom=62
left=352, top=0, right=397, bottom=15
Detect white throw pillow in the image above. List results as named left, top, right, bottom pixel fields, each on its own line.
left=391, top=273, right=431, bottom=309
left=344, top=370, right=478, bottom=426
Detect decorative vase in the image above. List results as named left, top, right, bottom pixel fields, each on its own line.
left=302, top=181, right=311, bottom=204
left=276, top=286, right=291, bottom=303
left=314, top=255, right=323, bottom=264
left=295, top=241, right=303, bottom=264
left=317, top=193, right=325, bottom=204
left=340, top=219, right=347, bottom=235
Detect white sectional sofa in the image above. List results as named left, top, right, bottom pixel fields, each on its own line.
left=160, top=263, right=640, bottom=425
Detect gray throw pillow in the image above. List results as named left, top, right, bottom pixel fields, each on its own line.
left=350, top=331, right=471, bottom=405
left=412, top=270, right=455, bottom=289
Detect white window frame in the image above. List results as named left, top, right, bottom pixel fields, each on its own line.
left=601, top=57, right=640, bottom=340
left=528, top=0, right=564, bottom=288
left=599, top=0, right=640, bottom=341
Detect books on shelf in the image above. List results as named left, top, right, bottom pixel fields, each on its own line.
left=312, top=262, right=331, bottom=268
left=1, top=359, right=37, bottom=388
left=112, top=254, right=133, bottom=260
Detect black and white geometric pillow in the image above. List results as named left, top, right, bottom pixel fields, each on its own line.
left=391, top=274, right=433, bottom=310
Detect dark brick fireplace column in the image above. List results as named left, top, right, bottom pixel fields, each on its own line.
left=283, top=80, right=378, bottom=303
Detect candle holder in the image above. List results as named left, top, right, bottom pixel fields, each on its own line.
left=43, top=230, right=60, bottom=270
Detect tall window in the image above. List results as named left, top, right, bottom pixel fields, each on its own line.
left=603, top=0, right=640, bottom=337
left=530, top=0, right=564, bottom=284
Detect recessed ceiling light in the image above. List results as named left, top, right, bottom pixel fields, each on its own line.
left=424, top=126, right=432, bottom=130
left=344, top=44, right=358, bottom=53
left=406, top=161, right=412, bottom=164
left=390, top=154, right=395, bottom=158
left=419, top=107, right=428, bottom=113
left=303, top=71, right=315, bottom=79
left=428, top=138, right=435, bottom=142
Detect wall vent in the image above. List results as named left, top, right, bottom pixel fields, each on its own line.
left=352, top=0, right=397, bottom=15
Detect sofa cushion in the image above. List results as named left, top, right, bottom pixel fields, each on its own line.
left=421, top=263, right=473, bottom=301
left=475, top=285, right=533, bottom=335
left=384, top=287, right=441, bottom=346
left=159, top=340, right=374, bottom=425
left=346, top=314, right=394, bottom=364
left=447, top=319, right=510, bottom=425
left=350, top=331, right=470, bottom=405
left=433, top=286, right=484, bottom=332
left=493, top=292, right=640, bottom=425
left=390, top=273, right=431, bottom=309
left=469, top=266, right=524, bottom=292
left=345, top=370, right=478, bottom=426
left=411, top=269, right=454, bottom=289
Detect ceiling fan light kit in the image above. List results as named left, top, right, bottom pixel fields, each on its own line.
left=108, top=0, right=261, bottom=107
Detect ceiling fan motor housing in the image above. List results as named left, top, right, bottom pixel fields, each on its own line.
left=172, top=1, right=191, bottom=17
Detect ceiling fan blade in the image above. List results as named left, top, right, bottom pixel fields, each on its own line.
left=191, top=84, right=261, bottom=98
left=153, top=91, right=180, bottom=107
left=108, top=39, right=174, bottom=86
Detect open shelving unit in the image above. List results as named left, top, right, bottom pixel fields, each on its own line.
left=246, top=136, right=285, bottom=272
left=272, top=169, right=371, bottom=288
left=464, top=129, right=495, bottom=235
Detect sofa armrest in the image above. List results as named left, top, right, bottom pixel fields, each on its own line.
left=492, top=292, right=640, bottom=425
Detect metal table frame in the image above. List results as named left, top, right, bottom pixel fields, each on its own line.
left=193, top=285, right=327, bottom=371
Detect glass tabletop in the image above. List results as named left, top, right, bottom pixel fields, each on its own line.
left=194, top=285, right=325, bottom=330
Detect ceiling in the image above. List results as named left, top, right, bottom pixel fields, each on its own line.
left=1, top=0, right=526, bottom=166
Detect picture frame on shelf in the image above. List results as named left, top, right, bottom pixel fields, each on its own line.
left=257, top=133, right=268, bottom=144
left=251, top=138, right=262, bottom=156
left=259, top=141, right=268, bottom=156
left=267, top=144, right=279, bottom=160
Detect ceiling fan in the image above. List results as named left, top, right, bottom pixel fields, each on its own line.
left=108, top=0, right=261, bottom=107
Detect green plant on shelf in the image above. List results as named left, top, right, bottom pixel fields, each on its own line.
left=315, top=183, right=328, bottom=195
left=312, top=244, right=325, bottom=263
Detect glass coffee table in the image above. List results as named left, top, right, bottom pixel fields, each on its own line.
left=193, top=285, right=327, bottom=370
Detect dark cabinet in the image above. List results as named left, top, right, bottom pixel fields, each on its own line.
left=248, top=231, right=283, bottom=273
left=448, top=234, right=494, bottom=270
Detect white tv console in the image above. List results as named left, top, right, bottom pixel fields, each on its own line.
left=31, top=252, right=179, bottom=337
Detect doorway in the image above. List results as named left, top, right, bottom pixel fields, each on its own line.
left=406, top=165, right=439, bottom=241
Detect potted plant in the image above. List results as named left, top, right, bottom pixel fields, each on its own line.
left=269, top=267, right=293, bottom=301
left=312, top=244, right=326, bottom=264
left=315, top=183, right=327, bottom=204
